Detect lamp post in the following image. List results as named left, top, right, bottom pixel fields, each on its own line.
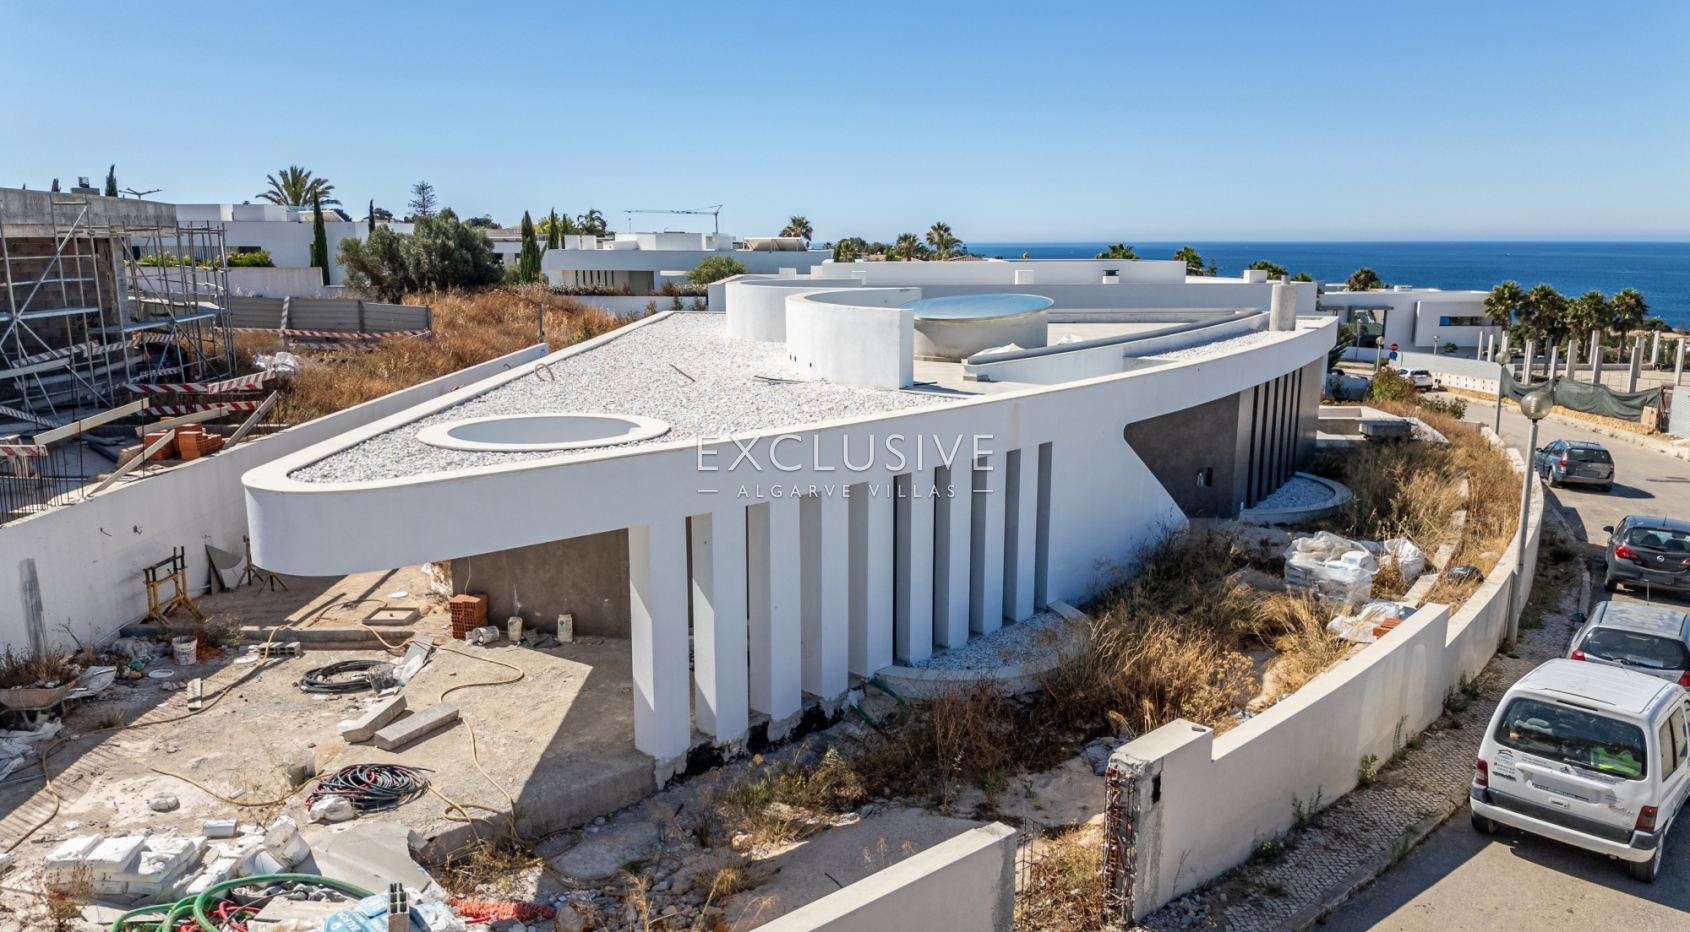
left=1511, top=390, right=1553, bottom=641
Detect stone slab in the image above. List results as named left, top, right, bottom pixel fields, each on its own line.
left=550, top=821, right=660, bottom=882
left=373, top=702, right=459, bottom=751
left=338, top=694, right=407, bottom=743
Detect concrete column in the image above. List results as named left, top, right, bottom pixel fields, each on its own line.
left=1499, top=331, right=1510, bottom=361
left=1590, top=331, right=1603, bottom=386
left=747, top=499, right=802, bottom=726
left=691, top=510, right=748, bottom=745
left=1652, top=332, right=1662, bottom=368
left=1676, top=338, right=1686, bottom=387
left=933, top=465, right=972, bottom=650
left=800, top=492, right=849, bottom=700
left=628, top=520, right=692, bottom=768
left=1521, top=339, right=1536, bottom=386
left=848, top=481, right=894, bottom=678
left=895, top=469, right=936, bottom=665
left=1268, top=283, right=1297, bottom=331
left=969, top=450, right=1006, bottom=636
left=1568, top=338, right=1579, bottom=382
left=1003, top=448, right=1039, bottom=623
left=1628, top=336, right=1643, bottom=393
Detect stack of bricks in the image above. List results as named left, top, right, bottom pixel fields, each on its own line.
left=174, top=425, right=226, bottom=461
left=449, top=594, right=488, bottom=640
left=143, top=431, right=177, bottom=461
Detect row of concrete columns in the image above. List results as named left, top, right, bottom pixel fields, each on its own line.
left=1516, top=332, right=1687, bottom=391
left=629, top=447, right=1051, bottom=767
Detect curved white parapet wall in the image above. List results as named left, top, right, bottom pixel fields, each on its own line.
left=417, top=413, right=669, bottom=453
left=906, top=294, right=1054, bottom=361
left=785, top=288, right=919, bottom=391
left=725, top=278, right=863, bottom=342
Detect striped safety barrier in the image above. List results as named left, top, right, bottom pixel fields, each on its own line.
left=129, top=371, right=274, bottom=394
left=0, top=443, right=47, bottom=458
left=146, top=401, right=264, bottom=415
left=230, top=327, right=430, bottom=340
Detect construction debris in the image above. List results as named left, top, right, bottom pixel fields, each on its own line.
left=374, top=703, right=459, bottom=751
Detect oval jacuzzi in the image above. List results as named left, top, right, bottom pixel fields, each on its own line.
left=903, top=294, right=1053, bottom=360
left=416, top=413, right=670, bottom=452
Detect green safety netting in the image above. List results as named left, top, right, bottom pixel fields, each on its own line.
left=1499, top=366, right=1661, bottom=422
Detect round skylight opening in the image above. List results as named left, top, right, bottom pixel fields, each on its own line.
left=417, top=413, right=669, bottom=452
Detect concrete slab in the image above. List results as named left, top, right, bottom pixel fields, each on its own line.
left=339, top=694, right=407, bottom=743
left=373, top=703, right=459, bottom=751
left=551, top=821, right=661, bottom=881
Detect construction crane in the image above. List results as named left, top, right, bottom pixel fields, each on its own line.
left=623, top=205, right=723, bottom=235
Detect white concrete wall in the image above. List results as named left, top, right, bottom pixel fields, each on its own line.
left=1116, top=449, right=1543, bottom=918
left=1320, top=289, right=1494, bottom=351
left=825, top=259, right=1185, bottom=286
left=964, top=314, right=1269, bottom=385
left=226, top=267, right=339, bottom=298
left=543, top=247, right=833, bottom=282
left=756, top=823, right=1016, bottom=932
left=785, top=290, right=918, bottom=390
left=726, top=279, right=864, bottom=341
left=0, top=344, right=548, bottom=653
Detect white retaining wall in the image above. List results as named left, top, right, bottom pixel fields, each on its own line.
left=1399, top=351, right=1502, bottom=394
left=0, top=344, right=549, bottom=652
left=757, top=823, right=1016, bottom=932
left=565, top=295, right=707, bottom=315
left=785, top=289, right=918, bottom=390
left=1114, top=444, right=1542, bottom=919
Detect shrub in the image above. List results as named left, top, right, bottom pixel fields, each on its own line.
left=1366, top=367, right=1418, bottom=403
left=1419, top=394, right=1467, bottom=419
left=688, top=255, right=747, bottom=285
left=337, top=208, right=503, bottom=301
left=228, top=249, right=274, bottom=268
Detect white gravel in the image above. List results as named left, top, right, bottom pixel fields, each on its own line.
left=292, top=314, right=955, bottom=483
left=1145, top=328, right=1281, bottom=361
left=1253, top=476, right=1334, bottom=510
left=913, top=610, right=1078, bottom=671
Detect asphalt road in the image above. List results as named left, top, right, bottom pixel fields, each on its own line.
left=1321, top=395, right=1690, bottom=932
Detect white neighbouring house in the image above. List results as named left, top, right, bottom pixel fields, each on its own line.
left=1319, top=283, right=1498, bottom=357
left=542, top=231, right=828, bottom=295
left=172, top=202, right=365, bottom=292
left=244, top=276, right=1334, bottom=780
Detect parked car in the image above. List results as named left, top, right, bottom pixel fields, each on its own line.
left=1470, top=659, right=1690, bottom=881
left=1395, top=367, right=1435, bottom=390
left=1603, top=516, right=1690, bottom=594
left=1534, top=439, right=1615, bottom=492
left=1568, top=600, right=1690, bottom=686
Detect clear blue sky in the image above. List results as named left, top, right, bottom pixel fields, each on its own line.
left=4, top=1, right=1685, bottom=243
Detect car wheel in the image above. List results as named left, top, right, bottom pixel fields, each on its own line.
left=1548, top=472, right=1561, bottom=488
left=1599, top=484, right=1613, bottom=493
left=1628, top=833, right=1664, bottom=883
left=1471, top=812, right=1497, bottom=835
left=1604, top=575, right=1619, bottom=593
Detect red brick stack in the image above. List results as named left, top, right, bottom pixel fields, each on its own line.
left=449, top=594, right=488, bottom=639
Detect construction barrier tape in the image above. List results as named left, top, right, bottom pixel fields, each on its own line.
left=128, top=371, right=274, bottom=394
left=230, top=327, right=430, bottom=339
left=146, top=401, right=263, bottom=415
left=0, top=444, right=46, bottom=458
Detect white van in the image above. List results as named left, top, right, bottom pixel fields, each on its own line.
left=1471, top=659, right=1690, bottom=881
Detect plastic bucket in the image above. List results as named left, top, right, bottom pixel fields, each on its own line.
left=262, top=817, right=311, bottom=868
left=172, top=636, right=198, bottom=666
left=506, top=616, right=523, bottom=644
left=282, top=748, right=316, bottom=787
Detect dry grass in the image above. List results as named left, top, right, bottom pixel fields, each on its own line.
left=43, top=863, right=90, bottom=932
left=0, top=649, right=76, bottom=689
left=1015, top=823, right=1110, bottom=932
left=266, top=287, right=632, bottom=424
left=438, top=840, right=540, bottom=898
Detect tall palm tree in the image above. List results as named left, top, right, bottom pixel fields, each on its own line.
left=1611, top=288, right=1650, bottom=335
left=926, top=222, right=962, bottom=259
left=780, top=216, right=814, bottom=243
left=257, top=166, right=339, bottom=207
left=1517, top=283, right=1569, bottom=343
left=894, top=233, right=924, bottom=261
left=1173, top=246, right=1207, bottom=276
left=576, top=209, right=607, bottom=236
left=1096, top=243, right=1138, bottom=260
left=1346, top=267, right=1385, bottom=291
left=1568, top=290, right=1613, bottom=339
left=1484, top=281, right=1525, bottom=330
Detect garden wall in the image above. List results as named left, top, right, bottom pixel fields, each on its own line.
left=1109, top=443, right=1542, bottom=919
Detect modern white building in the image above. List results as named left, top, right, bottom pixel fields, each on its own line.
left=1318, top=284, right=1495, bottom=356
left=245, top=279, right=1334, bottom=782
left=542, top=232, right=830, bottom=293
left=172, top=203, right=364, bottom=288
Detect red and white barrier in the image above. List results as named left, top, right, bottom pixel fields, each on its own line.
left=129, top=371, right=275, bottom=395
left=146, top=401, right=264, bottom=415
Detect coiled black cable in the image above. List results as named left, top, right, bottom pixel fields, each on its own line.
left=297, top=660, right=396, bottom=694
left=307, top=764, right=430, bottom=813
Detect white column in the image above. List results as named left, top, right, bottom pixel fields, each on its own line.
left=1628, top=336, right=1643, bottom=393
left=1547, top=344, right=1559, bottom=382
left=849, top=482, right=894, bottom=678
left=747, top=499, right=801, bottom=724
left=1003, top=448, right=1038, bottom=623
left=895, top=470, right=935, bottom=665
left=628, top=520, right=691, bottom=765
left=1676, top=338, right=1686, bottom=387
left=1652, top=332, right=1662, bottom=368
left=969, top=451, right=1006, bottom=636
left=1520, top=339, right=1536, bottom=387
left=1590, top=330, right=1603, bottom=386
left=800, top=492, right=849, bottom=699
left=1568, top=338, right=1579, bottom=382
left=933, top=465, right=972, bottom=650
left=691, top=510, right=748, bottom=745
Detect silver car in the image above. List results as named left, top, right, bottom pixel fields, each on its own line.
left=1569, top=599, right=1690, bottom=687
left=1534, top=439, right=1615, bottom=492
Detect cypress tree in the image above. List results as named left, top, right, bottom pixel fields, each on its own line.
left=367, top=199, right=375, bottom=234
left=104, top=165, right=118, bottom=197
left=311, top=193, right=330, bottom=286
left=518, top=211, right=542, bottom=283
left=547, top=208, right=561, bottom=249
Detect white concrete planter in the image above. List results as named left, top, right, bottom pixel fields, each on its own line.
left=872, top=602, right=1090, bottom=699
left=1237, top=472, right=1352, bottom=526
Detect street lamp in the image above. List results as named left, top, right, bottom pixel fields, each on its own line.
left=1510, top=390, right=1553, bottom=640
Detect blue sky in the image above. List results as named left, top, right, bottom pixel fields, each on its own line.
left=3, top=1, right=1686, bottom=243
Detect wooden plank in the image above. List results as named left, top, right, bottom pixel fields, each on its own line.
left=89, top=429, right=174, bottom=495
left=35, top=399, right=148, bottom=446
left=226, top=392, right=279, bottom=447
left=135, top=406, right=228, bottom=437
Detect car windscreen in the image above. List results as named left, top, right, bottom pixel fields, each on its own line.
left=1567, top=448, right=1612, bottom=464
left=1494, top=697, right=1649, bottom=780
left=1582, top=628, right=1690, bottom=670
left=1625, top=526, right=1690, bottom=553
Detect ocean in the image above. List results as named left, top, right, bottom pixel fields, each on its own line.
left=968, top=242, right=1690, bottom=328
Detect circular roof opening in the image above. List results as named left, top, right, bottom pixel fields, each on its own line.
left=417, top=413, right=669, bottom=452
left=901, top=294, right=1054, bottom=321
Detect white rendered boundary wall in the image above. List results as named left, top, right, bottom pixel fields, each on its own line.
left=785, top=289, right=918, bottom=390
left=0, top=343, right=548, bottom=653
left=1398, top=351, right=1503, bottom=395
left=758, top=823, right=1017, bottom=932
left=1112, top=442, right=1542, bottom=919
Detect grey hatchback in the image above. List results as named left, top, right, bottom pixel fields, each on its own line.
left=1569, top=599, right=1690, bottom=688
left=1534, top=439, right=1615, bottom=492
left=1604, top=516, right=1690, bottom=595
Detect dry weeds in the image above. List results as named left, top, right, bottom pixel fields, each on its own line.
left=1015, top=823, right=1110, bottom=932
left=0, top=649, right=76, bottom=689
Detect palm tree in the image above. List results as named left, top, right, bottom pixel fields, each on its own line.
left=1484, top=281, right=1525, bottom=330
left=1096, top=244, right=1138, bottom=260
left=925, top=222, right=963, bottom=259
left=1246, top=260, right=1287, bottom=279
left=1522, top=284, right=1572, bottom=343
left=257, top=166, right=339, bottom=207
left=1173, top=246, right=1207, bottom=276
left=576, top=209, right=607, bottom=236
left=894, top=233, right=925, bottom=261
left=1568, top=290, right=1613, bottom=339
left=780, top=216, right=814, bottom=243
left=1346, top=267, right=1385, bottom=291
left=1611, top=288, right=1649, bottom=335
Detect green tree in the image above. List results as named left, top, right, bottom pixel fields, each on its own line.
left=1522, top=284, right=1572, bottom=343
left=367, top=199, right=375, bottom=234
left=517, top=211, right=543, bottom=283
left=104, top=165, right=117, bottom=197
left=894, top=233, right=928, bottom=261
left=1611, top=288, right=1649, bottom=335
left=258, top=166, right=339, bottom=207
left=688, top=255, right=748, bottom=285
left=1346, top=267, right=1385, bottom=291
left=1173, top=246, right=1208, bottom=276
left=1484, top=281, right=1526, bottom=330
left=1292, top=272, right=1313, bottom=282
left=1247, top=259, right=1288, bottom=279
left=926, top=222, right=962, bottom=259
left=310, top=193, right=330, bottom=286
left=833, top=237, right=867, bottom=262
left=781, top=216, right=814, bottom=243
left=1096, top=243, right=1138, bottom=260
left=546, top=209, right=561, bottom=249
left=1566, top=289, right=1611, bottom=338
left=408, top=181, right=437, bottom=219
left=575, top=209, right=607, bottom=236
left=337, top=208, right=502, bottom=301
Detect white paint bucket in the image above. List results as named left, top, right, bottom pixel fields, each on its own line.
left=262, top=816, right=311, bottom=868
left=282, top=748, right=316, bottom=787
left=506, top=616, right=523, bottom=644
left=172, top=637, right=197, bottom=666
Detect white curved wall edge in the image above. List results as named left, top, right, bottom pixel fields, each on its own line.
left=784, top=288, right=918, bottom=390
left=725, top=279, right=863, bottom=342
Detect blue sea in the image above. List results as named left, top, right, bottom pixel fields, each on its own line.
left=969, top=242, right=1690, bottom=329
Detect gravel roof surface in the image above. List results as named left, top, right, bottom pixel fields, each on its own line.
left=291, top=314, right=955, bottom=483
left=913, top=610, right=1075, bottom=671
left=1143, top=328, right=1280, bottom=361
left=1253, top=476, right=1334, bottom=510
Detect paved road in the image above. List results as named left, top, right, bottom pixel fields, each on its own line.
left=1322, top=396, right=1690, bottom=931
